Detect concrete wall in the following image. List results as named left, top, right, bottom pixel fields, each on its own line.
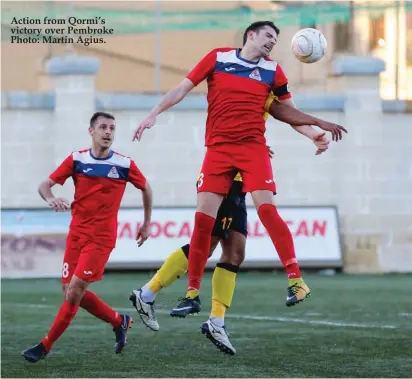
left=1, top=0, right=336, bottom=94
left=1, top=25, right=335, bottom=94
left=1, top=54, right=411, bottom=273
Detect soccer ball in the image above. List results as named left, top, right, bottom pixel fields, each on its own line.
left=291, top=28, right=327, bottom=64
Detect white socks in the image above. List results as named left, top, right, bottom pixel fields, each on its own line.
left=140, top=284, right=157, bottom=303
left=210, top=316, right=224, bottom=328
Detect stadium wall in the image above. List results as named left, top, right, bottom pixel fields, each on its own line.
left=1, top=25, right=335, bottom=94
left=1, top=54, right=412, bottom=274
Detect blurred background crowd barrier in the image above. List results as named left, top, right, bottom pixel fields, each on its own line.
left=1, top=1, right=411, bottom=278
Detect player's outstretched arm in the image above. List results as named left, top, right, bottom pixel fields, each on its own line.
left=133, top=79, right=195, bottom=141
left=136, top=181, right=153, bottom=247
left=268, top=99, right=328, bottom=154
left=149, top=78, right=194, bottom=119
left=38, top=178, right=70, bottom=212
left=272, top=97, right=348, bottom=142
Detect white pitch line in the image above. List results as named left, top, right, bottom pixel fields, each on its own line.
left=114, top=307, right=397, bottom=329
left=4, top=303, right=397, bottom=330
left=226, top=314, right=397, bottom=329
left=399, top=313, right=412, bottom=317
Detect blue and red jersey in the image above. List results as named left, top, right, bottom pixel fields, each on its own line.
left=187, top=47, right=291, bottom=146
left=49, top=149, right=146, bottom=247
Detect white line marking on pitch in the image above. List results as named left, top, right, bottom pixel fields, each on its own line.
left=225, top=314, right=396, bottom=329
left=4, top=303, right=397, bottom=329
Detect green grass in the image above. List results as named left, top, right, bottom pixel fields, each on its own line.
left=2, top=272, right=412, bottom=378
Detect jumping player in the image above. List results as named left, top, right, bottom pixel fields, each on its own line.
left=131, top=94, right=347, bottom=354
left=134, top=20, right=348, bottom=314
left=22, top=112, right=153, bottom=363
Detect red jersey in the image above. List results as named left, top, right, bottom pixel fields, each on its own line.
left=187, top=47, right=291, bottom=146
left=49, top=149, right=147, bottom=248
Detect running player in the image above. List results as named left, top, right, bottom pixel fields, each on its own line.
left=131, top=94, right=347, bottom=354
left=133, top=20, right=348, bottom=314
left=22, top=112, right=153, bottom=363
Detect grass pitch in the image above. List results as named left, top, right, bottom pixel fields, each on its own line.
left=2, top=272, right=412, bottom=377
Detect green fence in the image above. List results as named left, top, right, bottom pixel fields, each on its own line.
left=2, top=1, right=411, bottom=38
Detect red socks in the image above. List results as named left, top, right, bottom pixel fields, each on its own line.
left=188, top=212, right=216, bottom=290
left=257, top=204, right=301, bottom=279
left=41, top=292, right=121, bottom=352
left=80, top=290, right=122, bottom=328
left=41, top=300, right=79, bottom=351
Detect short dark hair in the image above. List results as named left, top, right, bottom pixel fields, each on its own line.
left=90, top=112, right=115, bottom=128
left=242, top=21, right=280, bottom=45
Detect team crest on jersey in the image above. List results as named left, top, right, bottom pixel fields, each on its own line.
left=108, top=166, right=119, bottom=179
left=249, top=68, right=262, bottom=81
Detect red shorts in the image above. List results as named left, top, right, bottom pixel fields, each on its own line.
left=61, top=233, right=113, bottom=284
left=198, top=142, right=276, bottom=194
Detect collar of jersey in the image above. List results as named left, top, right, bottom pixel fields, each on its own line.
left=236, top=48, right=261, bottom=65
left=89, top=148, right=114, bottom=161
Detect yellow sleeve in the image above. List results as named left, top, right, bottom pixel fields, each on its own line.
left=263, top=92, right=280, bottom=121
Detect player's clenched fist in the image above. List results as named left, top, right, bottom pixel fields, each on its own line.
left=46, top=197, right=70, bottom=212
left=133, top=116, right=157, bottom=141
left=136, top=223, right=150, bottom=247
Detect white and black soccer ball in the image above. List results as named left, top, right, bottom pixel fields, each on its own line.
left=291, top=28, right=327, bottom=64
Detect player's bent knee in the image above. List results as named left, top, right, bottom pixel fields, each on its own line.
left=220, top=232, right=246, bottom=266
left=61, top=283, right=69, bottom=297
left=66, top=276, right=89, bottom=304
left=221, top=249, right=245, bottom=266
left=66, top=287, right=85, bottom=304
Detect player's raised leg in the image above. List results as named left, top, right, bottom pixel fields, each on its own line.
left=252, top=190, right=310, bottom=305
left=130, top=245, right=188, bottom=331
left=241, top=143, right=311, bottom=306
left=201, top=230, right=245, bottom=356
left=80, top=290, right=130, bottom=334
left=132, top=236, right=221, bottom=327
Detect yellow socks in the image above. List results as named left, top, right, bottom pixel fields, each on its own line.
left=211, top=299, right=226, bottom=318
left=147, top=275, right=163, bottom=294
left=186, top=289, right=200, bottom=299
left=141, top=245, right=189, bottom=303
left=288, top=277, right=304, bottom=287
left=210, top=263, right=239, bottom=327
left=154, top=245, right=189, bottom=288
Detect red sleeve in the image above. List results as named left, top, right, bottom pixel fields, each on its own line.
left=186, top=49, right=217, bottom=86
left=272, top=64, right=291, bottom=100
left=49, top=154, right=74, bottom=185
left=128, top=160, right=147, bottom=190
